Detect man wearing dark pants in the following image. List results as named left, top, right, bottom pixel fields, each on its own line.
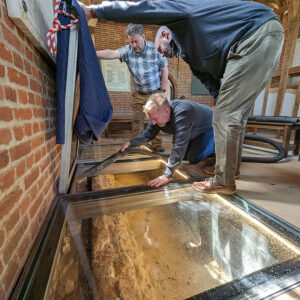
left=81, top=0, right=284, bottom=194
left=119, top=93, right=215, bottom=187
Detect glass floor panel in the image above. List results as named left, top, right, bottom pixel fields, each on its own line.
left=36, top=186, right=300, bottom=299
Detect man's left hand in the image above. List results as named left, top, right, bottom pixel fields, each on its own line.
left=148, top=175, right=170, bottom=187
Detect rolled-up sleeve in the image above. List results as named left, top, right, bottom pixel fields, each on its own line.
left=118, top=45, right=129, bottom=63
left=158, top=54, right=168, bottom=68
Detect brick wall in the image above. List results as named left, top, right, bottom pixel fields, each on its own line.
left=0, top=1, right=60, bottom=298
left=94, top=21, right=213, bottom=116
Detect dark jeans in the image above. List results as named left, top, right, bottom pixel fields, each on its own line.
left=184, top=129, right=215, bottom=164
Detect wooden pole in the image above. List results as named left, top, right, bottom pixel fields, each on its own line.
left=292, top=80, right=300, bottom=117
left=274, top=0, right=300, bottom=115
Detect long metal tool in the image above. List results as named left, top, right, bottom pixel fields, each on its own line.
left=83, top=147, right=169, bottom=177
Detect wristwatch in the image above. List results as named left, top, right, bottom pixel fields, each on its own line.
left=160, top=88, right=166, bottom=93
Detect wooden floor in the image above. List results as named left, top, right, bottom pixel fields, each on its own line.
left=99, top=131, right=300, bottom=299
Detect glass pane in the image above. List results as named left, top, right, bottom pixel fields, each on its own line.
left=44, top=187, right=299, bottom=299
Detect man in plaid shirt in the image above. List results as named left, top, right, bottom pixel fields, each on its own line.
left=97, top=24, right=168, bottom=151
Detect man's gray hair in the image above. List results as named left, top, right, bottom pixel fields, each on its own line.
left=126, top=23, right=144, bottom=36
left=143, top=93, right=170, bottom=118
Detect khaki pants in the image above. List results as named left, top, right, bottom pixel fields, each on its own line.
left=214, top=19, right=284, bottom=185
left=131, top=90, right=162, bottom=148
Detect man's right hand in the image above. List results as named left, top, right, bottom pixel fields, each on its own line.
left=78, top=2, right=97, bottom=21
left=119, top=141, right=131, bottom=152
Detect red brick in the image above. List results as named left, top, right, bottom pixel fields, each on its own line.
left=13, top=108, right=20, bottom=120
left=4, top=85, right=17, bottom=102
left=0, top=41, right=13, bottom=63
left=0, top=64, right=5, bottom=77
left=20, top=195, right=30, bottom=216
left=2, top=5, right=15, bottom=30
left=32, top=66, right=39, bottom=79
left=35, top=94, right=41, bottom=106
left=0, top=150, right=9, bottom=169
left=2, top=216, right=29, bottom=266
left=1, top=24, right=23, bottom=53
left=16, top=159, right=25, bottom=177
left=27, top=92, right=34, bottom=104
left=0, top=128, right=12, bottom=145
left=0, top=107, right=13, bottom=122
left=5, top=208, right=20, bottom=232
left=19, top=108, right=32, bottom=120
left=24, top=59, right=32, bottom=75
left=24, top=167, right=39, bottom=189
left=32, top=135, right=44, bottom=150
left=26, top=153, right=34, bottom=169
left=30, top=192, right=43, bottom=218
left=16, top=234, right=30, bottom=262
left=0, top=85, right=4, bottom=100
left=16, top=27, right=25, bottom=41
left=30, top=78, right=41, bottom=93
left=33, top=107, right=44, bottom=118
left=24, top=123, right=32, bottom=136
left=33, top=122, right=39, bottom=133
left=2, top=261, right=19, bottom=292
left=39, top=121, right=46, bottom=131
left=25, top=47, right=33, bottom=61
left=9, top=141, right=31, bottom=161
left=12, top=125, right=23, bottom=141
left=0, top=187, right=22, bottom=220
left=8, top=67, right=28, bottom=87
left=17, top=89, right=27, bottom=104
left=0, top=168, right=15, bottom=191
left=12, top=51, right=23, bottom=70
left=0, top=228, right=5, bottom=249
left=35, top=150, right=42, bottom=163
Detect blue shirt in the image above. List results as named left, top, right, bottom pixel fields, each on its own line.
left=130, top=100, right=213, bottom=177
left=118, top=40, right=168, bottom=94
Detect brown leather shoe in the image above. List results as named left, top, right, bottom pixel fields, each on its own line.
left=193, top=178, right=236, bottom=195
left=204, top=165, right=240, bottom=179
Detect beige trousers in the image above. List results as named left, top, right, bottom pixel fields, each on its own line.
left=214, top=19, right=284, bottom=185
left=131, top=90, right=162, bottom=148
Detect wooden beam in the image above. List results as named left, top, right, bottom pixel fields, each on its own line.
left=273, top=66, right=300, bottom=77
left=292, top=80, right=300, bottom=117
left=274, top=10, right=300, bottom=115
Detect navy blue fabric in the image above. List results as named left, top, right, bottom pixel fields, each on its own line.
left=56, top=1, right=113, bottom=144
left=184, top=129, right=215, bottom=164
left=56, top=2, right=71, bottom=144
left=95, top=0, right=277, bottom=100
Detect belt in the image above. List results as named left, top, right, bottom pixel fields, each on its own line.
left=137, top=89, right=160, bottom=95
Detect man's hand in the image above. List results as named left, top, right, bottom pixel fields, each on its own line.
left=78, top=2, right=97, bottom=21
left=148, top=175, right=170, bottom=187
left=119, top=141, right=131, bottom=152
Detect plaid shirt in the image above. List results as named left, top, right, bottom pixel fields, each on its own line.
left=118, top=40, right=168, bottom=94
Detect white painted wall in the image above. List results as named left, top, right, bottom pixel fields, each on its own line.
left=253, top=89, right=265, bottom=116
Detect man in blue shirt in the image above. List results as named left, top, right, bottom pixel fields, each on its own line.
left=81, top=0, right=284, bottom=194
left=97, top=24, right=168, bottom=151
left=119, top=93, right=215, bottom=187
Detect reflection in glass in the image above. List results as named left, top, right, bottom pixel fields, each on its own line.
left=45, top=188, right=299, bottom=299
